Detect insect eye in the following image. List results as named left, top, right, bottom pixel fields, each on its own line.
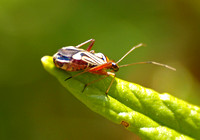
left=111, top=63, right=119, bottom=72
left=112, top=63, right=116, bottom=67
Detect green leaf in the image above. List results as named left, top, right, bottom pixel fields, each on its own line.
left=41, top=56, right=200, bottom=140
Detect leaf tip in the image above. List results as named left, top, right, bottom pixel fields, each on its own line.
left=41, top=56, right=51, bottom=64
left=41, top=56, right=55, bottom=72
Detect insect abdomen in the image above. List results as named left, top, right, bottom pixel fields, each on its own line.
left=53, top=58, right=89, bottom=71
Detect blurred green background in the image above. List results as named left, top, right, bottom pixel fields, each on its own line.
left=1, top=0, right=200, bottom=140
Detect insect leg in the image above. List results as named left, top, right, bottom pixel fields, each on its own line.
left=86, top=39, right=95, bottom=51
left=67, top=62, right=111, bottom=81
left=88, top=70, right=116, bottom=96
left=64, top=70, right=88, bottom=81
left=86, top=63, right=115, bottom=95
left=87, top=62, right=112, bottom=72
left=65, top=62, right=108, bottom=81
left=82, top=71, right=116, bottom=96
left=105, top=72, right=116, bottom=96
left=82, top=75, right=108, bottom=93
left=76, top=39, right=95, bottom=51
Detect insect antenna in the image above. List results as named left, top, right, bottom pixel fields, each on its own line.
left=119, top=61, right=176, bottom=71
left=116, top=43, right=144, bottom=64
left=116, top=43, right=176, bottom=71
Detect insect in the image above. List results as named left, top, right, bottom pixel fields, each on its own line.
left=53, top=39, right=176, bottom=96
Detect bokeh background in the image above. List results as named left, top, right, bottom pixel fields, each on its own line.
left=1, top=0, right=200, bottom=140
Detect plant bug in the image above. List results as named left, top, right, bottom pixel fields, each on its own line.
left=53, top=39, right=176, bottom=96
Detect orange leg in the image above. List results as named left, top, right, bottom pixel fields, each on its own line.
left=82, top=72, right=116, bottom=96
left=87, top=62, right=112, bottom=73
left=65, top=62, right=115, bottom=96
left=82, top=75, right=108, bottom=93
left=105, top=72, right=116, bottom=96
left=64, top=70, right=89, bottom=81
left=76, top=39, right=95, bottom=51
left=65, top=62, right=111, bottom=81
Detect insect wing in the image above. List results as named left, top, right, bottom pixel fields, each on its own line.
left=72, top=51, right=107, bottom=66
left=54, top=46, right=82, bottom=63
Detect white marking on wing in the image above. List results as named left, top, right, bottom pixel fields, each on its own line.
left=82, top=56, right=97, bottom=65
left=72, top=52, right=82, bottom=60
left=57, top=59, right=70, bottom=63
left=94, top=53, right=107, bottom=61
left=85, top=52, right=106, bottom=64
left=62, top=46, right=82, bottom=50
